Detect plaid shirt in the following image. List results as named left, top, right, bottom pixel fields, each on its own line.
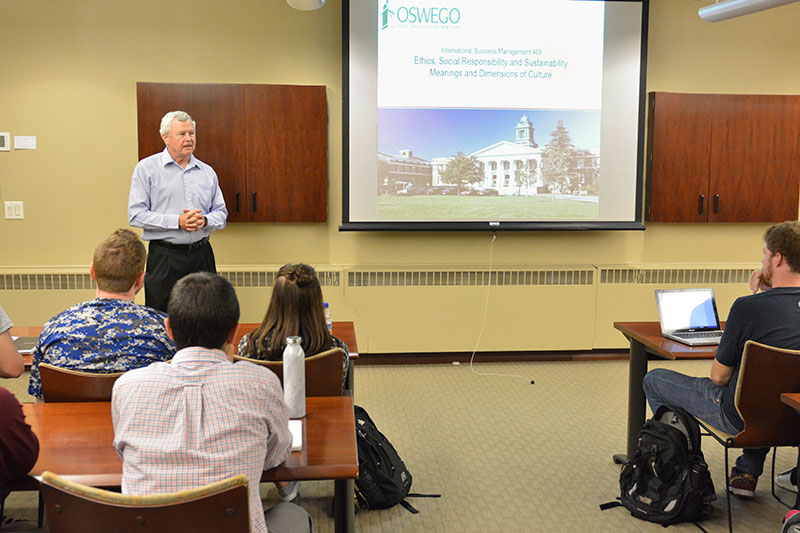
left=112, top=347, right=291, bottom=533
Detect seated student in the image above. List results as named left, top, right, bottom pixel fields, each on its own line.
left=238, top=263, right=350, bottom=503
left=0, top=305, right=24, bottom=379
left=238, top=263, right=350, bottom=388
left=28, top=229, right=175, bottom=400
left=0, top=387, right=39, bottom=486
left=112, top=272, right=311, bottom=533
left=643, top=221, right=800, bottom=499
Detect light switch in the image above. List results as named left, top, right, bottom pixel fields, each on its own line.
left=4, top=201, right=23, bottom=219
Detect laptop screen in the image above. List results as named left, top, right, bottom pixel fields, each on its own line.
left=656, top=288, right=721, bottom=332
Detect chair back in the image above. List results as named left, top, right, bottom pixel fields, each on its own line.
left=234, top=347, right=344, bottom=396
left=39, top=363, right=124, bottom=402
left=733, top=340, right=800, bottom=448
left=41, top=471, right=250, bottom=533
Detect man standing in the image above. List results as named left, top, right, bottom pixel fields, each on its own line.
left=643, top=221, right=800, bottom=499
left=112, top=273, right=311, bottom=533
left=28, top=229, right=175, bottom=400
left=128, top=110, right=227, bottom=312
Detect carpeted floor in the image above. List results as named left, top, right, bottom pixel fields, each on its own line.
left=2, top=358, right=791, bottom=532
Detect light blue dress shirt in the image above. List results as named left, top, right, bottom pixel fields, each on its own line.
left=128, top=148, right=228, bottom=244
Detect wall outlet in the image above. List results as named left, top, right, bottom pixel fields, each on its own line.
left=5, top=201, right=23, bottom=219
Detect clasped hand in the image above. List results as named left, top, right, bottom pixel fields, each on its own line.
left=179, top=209, right=205, bottom=231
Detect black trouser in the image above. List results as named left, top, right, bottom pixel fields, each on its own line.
left=145, top=239, right=216, bottom=313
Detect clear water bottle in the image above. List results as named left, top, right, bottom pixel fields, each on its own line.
left=323, top=302, right=333, bottom=332
left=283, top=336, right=306, bottom=418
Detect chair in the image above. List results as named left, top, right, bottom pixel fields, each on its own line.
left=39, top=363, right=124, bottom=402
left=695, top=340, right=800, bottom=532
left=40, top=471, right=250, bottom=533
left=234, top=347, right=344, bottom=396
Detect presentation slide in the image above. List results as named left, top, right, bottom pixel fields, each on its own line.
left=344, top=0, right=647, bottom=230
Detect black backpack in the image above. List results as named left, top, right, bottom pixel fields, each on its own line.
left=611, top=405, right=714, bottom=526
left=354, top=405, right=440, bottom=513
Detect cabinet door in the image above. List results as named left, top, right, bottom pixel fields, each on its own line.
left=646, top=92, right=713, bottom=222
left=708, top=95, right=800, bottom=223
left=245, top=85, right=327, bottom=222
left=137, top=83, right=249, bottom=223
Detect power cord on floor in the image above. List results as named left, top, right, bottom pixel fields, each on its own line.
left=467, top=232, right=535, bottom=385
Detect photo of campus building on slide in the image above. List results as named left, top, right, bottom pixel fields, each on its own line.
left=377, top=109, right=600, bottom=220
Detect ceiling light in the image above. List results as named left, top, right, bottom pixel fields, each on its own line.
left=699, top=0, right=800, bottom=22
left=287, top=0, right=326, bottom=10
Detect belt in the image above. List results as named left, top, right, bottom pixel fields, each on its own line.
left=149, top=237, right=209, bottom=251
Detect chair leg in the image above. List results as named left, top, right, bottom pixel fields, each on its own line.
left=37, top=491, right=43, bottom=528
left=725, top=446, right=733, bottom=533
left=772, top=447, right=795, bottom=509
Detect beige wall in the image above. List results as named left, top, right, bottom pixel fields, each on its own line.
left=1, top=0, right=798, bottom=351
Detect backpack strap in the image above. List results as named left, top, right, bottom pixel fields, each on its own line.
left=599, top=501, right=623, bottom=511
left=399, top=500, right=420, bottom=514
left=600, top=500, right=710, bottom=532
left=398, top=493, right=441, bottom=513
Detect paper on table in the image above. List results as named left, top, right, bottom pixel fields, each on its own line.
left=289, top=419, right=303, bottom=451
left=12, top=336, right=37, bottom=354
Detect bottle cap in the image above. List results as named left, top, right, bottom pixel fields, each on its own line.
left=323, top=302, right=329, bottom=308
left=286, top=336, right=302, bottom=345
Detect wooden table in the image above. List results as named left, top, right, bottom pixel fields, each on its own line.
left=613, top=321, right=718, bottom=464
left=20, top=397, right=358, bottom=533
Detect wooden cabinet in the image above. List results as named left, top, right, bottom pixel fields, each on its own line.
left=646, top=92, right=800, bottom=223
left=137, top=82, right=327, bottom=223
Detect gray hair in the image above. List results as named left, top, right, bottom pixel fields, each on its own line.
left=159, top=111, right=196, bottom=137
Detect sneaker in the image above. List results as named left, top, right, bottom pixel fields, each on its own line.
left=728, top=467, right=757, bottom=498
left=278, top=480, right=300, bottom=502
left=783, top=509, right=800, bottom=533
left=777, top=468, right=799, bottom=493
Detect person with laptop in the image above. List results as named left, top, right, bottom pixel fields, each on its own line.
left=643, top=221, right=800, bottom=501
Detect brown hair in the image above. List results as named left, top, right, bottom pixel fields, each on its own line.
left=764, top=221, right=800, bottom=273
left=92, top=229, right=146, bottom=293
left=245, top=263, right=332, bottom=360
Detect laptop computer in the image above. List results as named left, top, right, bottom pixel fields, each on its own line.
left=655, top=288, right=724, bottom=346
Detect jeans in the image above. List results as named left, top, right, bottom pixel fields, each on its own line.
left=643, top=368, right=770, bottom=477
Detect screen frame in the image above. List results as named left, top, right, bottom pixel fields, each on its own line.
left=340, top=0, right=650, bottom=232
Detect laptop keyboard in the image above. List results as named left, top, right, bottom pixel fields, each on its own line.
left=673, top=331, right=722, bottom=339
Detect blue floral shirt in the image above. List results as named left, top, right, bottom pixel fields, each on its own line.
left=28, top=298, right=175, bottom=399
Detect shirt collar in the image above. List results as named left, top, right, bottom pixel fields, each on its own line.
left=171, top=346, right=231, bottom=366
left=159, top=147, right=199, bottom=170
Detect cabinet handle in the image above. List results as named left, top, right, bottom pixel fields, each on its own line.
left=713, top=194, right=719, bottom=214
left=235, top=192, right=240, bottom=212
left=698, top=195, right=704, bottom=214
left=252, top=192, right=257, bottom=213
